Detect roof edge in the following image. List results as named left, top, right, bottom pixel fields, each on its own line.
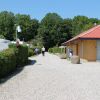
left=62, top=25, right=100, bottom=45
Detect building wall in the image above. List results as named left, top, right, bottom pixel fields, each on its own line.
left=67, top=39, right=96, bottom=61
left=82, top=40, right=96, bottom=61
left=72, top=44, right=77, bottom=55
left=77, top=40, right=82, bottom=57
left=96, top=40, right=100, bottom=60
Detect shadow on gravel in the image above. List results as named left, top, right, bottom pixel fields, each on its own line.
left=0, top=59, right=37, bottom=84
left=28, top=59, right=37, bottom=65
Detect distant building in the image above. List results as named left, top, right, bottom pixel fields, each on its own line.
left=0, top=39, right=10, bottom=51
left=63, top=25, right=100, bottom=61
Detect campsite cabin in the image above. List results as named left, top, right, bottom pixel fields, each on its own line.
left=63, top=25, right=100, bottom=61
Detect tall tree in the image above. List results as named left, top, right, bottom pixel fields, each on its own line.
left=60, top=18, right=72, bottom=42
left=72, top=16, right=100, bottom=37
left=72, top=16, right=90, bottom=36
left=15, top=14, right=39, bottom=41
left=0, top=11, right=15, bottom=40
left=38, top=13, right=64, bottom=49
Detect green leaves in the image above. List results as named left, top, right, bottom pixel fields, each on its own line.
left=15, top=14, right=39, bottom=41
left=0, top=11, right=15, bottom=40
left=72, top=16, right=100, bottom=36
left=37, top=13, right=72, bottom=49
left=0, top=48, right=16, bottom=78
left=0, top=11, right=100, bottom=50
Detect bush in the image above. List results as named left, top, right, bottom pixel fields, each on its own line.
left=0, top=48, right=16, bottom=78
left=28, top=48, right=34, bottom=57
left=0, top=43, right=28, bottom=78
left=9, top=43, right=17, bottom=48
left=0, top=35, right=5, bottom=39
left=9, top=43, right=28, bottom=67
left=48, top=47, right=65, bottom=54
left=48, top=48, right=53, bottom=53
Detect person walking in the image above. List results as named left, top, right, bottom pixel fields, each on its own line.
left=35, top=48, right=39, bottom=55
left=42, top=46, right=45, bottom=56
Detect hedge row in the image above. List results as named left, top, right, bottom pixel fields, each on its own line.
left=48, top=47, right=65, bottom=54
left=9, top=44, right=28, bottom=67
left=28, top=48, right=35, bottom=57
left=0, top=48, right=16, bottom=78
left=0, top=44, right=28, bottom=78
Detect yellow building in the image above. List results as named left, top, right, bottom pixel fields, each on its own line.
left=63, top=25, right=100, bottom=61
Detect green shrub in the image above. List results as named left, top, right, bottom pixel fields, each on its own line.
left=0, top=35, right=5, bottom=39
left=48, top=48, right=53, bottom=53
left=9, top=43, right=17, bottom=48
left=9, top=43, right=28, bottom=67
left=0, top=48, right=16, bottom=78
left=48, top=47, right=65, bottom=54
left=0, top=43, right=28, bottom=78
left=28, top=48, right=34, bottom=57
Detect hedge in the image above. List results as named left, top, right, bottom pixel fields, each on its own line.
left=0, top=43, right=28, bottom=78
left=28, top=48, right=34, bottom=57
left=0, top=48, right=16, bottom=78
left=48, top=47, right=65, bottom=54
left=9, top=43, right=28, bottom=67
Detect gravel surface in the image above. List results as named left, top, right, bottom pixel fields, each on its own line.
left=0, top=52, right=100, bottom=100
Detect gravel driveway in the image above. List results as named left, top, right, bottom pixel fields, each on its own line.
left=0, top=52, right=100, bottom=100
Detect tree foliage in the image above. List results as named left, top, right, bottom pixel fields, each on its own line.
left=15, top=14, right=39, bottom=41
left=72, top=16, right=100, bottom=36
left=0, top=11, right=100, bottom=49
left=0, top=11, right=39, bottom=41
left=37, top=13, right=72, bottom=49
left=0, top=11, right=15, bottom=40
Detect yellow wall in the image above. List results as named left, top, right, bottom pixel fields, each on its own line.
left=72, top=44, right=77, bottom=55
left=67, top=40, right=81, bottom=56
left=83, top=40, right=96, bottom=61
left=78, top=41, right=82, bottom=57
left=67, top=40, right=96, bottom=61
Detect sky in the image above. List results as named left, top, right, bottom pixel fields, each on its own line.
left=0, top=0, right=100, bottom=20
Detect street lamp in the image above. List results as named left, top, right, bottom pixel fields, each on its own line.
left=16, top=25, right=22, bottom=41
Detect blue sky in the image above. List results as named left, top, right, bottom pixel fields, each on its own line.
left=0, top=0, right=100, bottom=20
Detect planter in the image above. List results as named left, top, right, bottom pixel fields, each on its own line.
left=59, top=54, right=67, bottom=59
left=71, top=55, right=80, bottom=64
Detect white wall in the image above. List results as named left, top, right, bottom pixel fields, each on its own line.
left=0, top=39, right=10, bottom=51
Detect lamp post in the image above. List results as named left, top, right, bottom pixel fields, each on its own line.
left=16, top=25, right=22, bottom=41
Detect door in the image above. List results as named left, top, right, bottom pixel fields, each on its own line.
left=76, top=44, right=78, bottom=55
left=97, top=40, right=100, bottom=60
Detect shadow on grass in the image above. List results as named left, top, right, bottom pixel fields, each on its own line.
left=0, top=59, right=37, bottom=84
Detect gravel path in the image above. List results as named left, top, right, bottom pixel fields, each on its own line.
left=0, top=52, right=100, bottom=100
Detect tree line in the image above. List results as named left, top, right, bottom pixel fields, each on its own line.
left=0, top=11, right=100, bottom=49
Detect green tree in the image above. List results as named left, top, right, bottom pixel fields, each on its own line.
left=0, top=11, right=15, bottom=40
left=72, top=16, right=100, bottom=37
left=60, top=18, right=72, bottom=42
left=37, top=13, right=64, bottom=49
left=72, top=16, right=89, bottom=36
left=15, top=14, right=39, bottom=41
left=37, top=13, right=73, bottom=49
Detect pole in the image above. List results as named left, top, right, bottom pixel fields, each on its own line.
left=16, top=29, right=17, bottom=41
